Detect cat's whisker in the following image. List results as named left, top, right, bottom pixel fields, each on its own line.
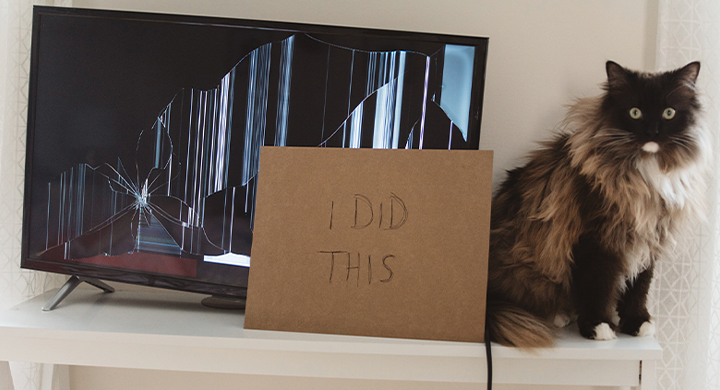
left=666, top=83, right=689, bottom=98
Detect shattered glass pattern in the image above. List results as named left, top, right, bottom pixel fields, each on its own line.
left=36, top=33, right=477, bottom=269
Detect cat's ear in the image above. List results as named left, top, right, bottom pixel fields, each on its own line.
left=676, top=61, right=700, bottom=88
left=606, top=61, right=629, bottom=89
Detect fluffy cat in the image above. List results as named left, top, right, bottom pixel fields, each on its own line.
left=486, top=61, right=710, bottom=348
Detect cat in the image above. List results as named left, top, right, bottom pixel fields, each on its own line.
left=486, top=61, right=710, bottom=348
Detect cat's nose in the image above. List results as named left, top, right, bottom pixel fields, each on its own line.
left=646, top=124, right=659, bottom=138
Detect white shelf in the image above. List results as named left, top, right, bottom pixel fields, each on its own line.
left=0, top=288, right=661, bottom=388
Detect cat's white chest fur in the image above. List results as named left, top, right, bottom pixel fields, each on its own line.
left=636, top=157, right=699, bottom=210
left=623, top=155, right=704, bottom=280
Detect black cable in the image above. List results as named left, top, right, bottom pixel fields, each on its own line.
left=485, top=326, right=492, bottom=390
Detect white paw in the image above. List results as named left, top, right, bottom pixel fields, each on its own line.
left=553, top=313, right=571, bottom=328
left=636, top=321, right=655, bottom=337
left=593, top=323, right=617, bottom=340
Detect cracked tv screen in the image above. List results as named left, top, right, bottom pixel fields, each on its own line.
left=22, top=6, right=488, bottom=298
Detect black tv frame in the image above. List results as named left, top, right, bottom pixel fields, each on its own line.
left=22, top=6, right=488, bottom=300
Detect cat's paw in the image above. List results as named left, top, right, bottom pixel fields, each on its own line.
left=578, top=318, right=616, bottom=340
left=553, top=312, right=572, bottom=328
left=591, top=323, right=617, bottom=340
left=636, top=321, right=655, bottom=337
left=619, top=317, right=654, bottom=336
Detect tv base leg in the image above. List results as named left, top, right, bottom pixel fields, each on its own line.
left=201, top=295, right=246, bottom=310
left=42, top=276, right=115, bottom=311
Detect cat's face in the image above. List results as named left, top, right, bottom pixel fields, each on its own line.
left=600, top=61, right=701, bottom=168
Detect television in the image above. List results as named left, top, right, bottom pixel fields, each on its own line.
left=22, top=6, right=489, bottom=302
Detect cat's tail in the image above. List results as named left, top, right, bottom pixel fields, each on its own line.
left=486, top=300, right=555, bottom=349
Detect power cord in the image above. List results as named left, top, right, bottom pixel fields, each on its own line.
left=485, top=326, right=492, bottom=390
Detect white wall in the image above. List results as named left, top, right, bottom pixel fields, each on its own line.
left=72, top=0, right=658, bottom=188
left=68, top=0, right=658, bottom=389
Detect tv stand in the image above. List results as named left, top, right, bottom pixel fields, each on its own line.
left=42, top=276, right=115, bottom=311
left=0, top=288, right=661, bottom=390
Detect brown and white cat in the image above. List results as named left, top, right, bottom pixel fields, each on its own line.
left=486, top=61, right=710, bottom=348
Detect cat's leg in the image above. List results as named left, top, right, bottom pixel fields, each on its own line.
left=572, top=236, right=623, bottom=340
left=617, top=262, right=655, bottom=337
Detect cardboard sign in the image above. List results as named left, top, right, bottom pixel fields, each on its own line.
left=244, top=147, right=493, bottom=342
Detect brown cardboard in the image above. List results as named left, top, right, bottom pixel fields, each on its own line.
left=244, top=146, right=493, bottom=343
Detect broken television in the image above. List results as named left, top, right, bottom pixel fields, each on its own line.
left=22, top=6, right=489, bottom=299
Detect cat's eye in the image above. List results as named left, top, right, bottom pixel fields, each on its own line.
left=663, top=107, right=676, bottom=120
left=629, top=107, right=642, bottom=119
